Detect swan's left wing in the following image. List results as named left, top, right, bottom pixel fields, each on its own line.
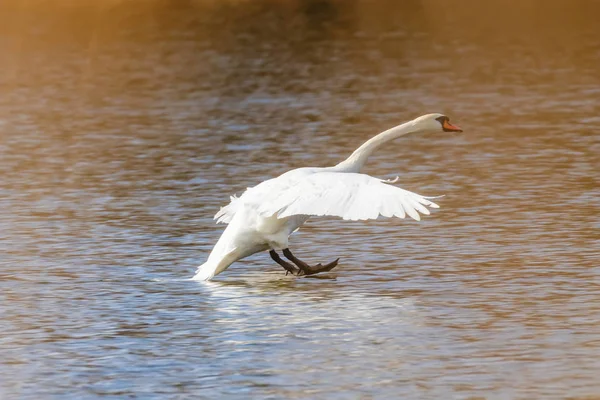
left=253, top=171, right=440, bottom=221
left=214, top=195, right=240, bottom=224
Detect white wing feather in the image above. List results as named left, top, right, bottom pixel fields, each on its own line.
left=241, top=171, right=440, bottom=222
left=214, top=195, right=240, bottom=224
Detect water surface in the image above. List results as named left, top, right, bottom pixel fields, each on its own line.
left=1, top=0, right=599, bottom=398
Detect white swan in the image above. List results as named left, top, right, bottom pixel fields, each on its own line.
left=193, top=113, right=462, bottom=281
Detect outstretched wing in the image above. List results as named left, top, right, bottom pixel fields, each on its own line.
left=250, top=171, right=440, bottom=222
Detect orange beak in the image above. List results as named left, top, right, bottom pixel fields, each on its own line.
left=443, top=120, right=463, bottom=132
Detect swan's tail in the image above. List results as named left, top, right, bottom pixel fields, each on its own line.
left=192, top=248, right=238, bottom=281
left=192, top=261, right=219, bottom=281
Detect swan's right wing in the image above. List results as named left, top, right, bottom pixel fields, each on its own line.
left=251, top=171, right=440, bottom=222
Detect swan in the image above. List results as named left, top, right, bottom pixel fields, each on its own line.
left=193, top=113, right=462, bottom=281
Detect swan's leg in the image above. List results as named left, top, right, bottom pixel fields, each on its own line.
left=281, top=249, right=311, bottom=273
left=282, top=248, right=339, bottom=275
left=269, top=250, right=301, bottom=275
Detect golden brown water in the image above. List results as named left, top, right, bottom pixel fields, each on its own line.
left=1, top=1, right=599, bottom=398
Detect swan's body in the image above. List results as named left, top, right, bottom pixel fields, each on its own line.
left=193, top=113, right=462, bottom=281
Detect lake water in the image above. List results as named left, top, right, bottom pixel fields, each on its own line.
left=1, top=0, right=599, bottom=398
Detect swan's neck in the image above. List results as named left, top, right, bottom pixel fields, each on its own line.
left=334, top=121, right=417, bottom=172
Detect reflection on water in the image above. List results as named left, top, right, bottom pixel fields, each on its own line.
left=1, top=0, right=599, bottom=398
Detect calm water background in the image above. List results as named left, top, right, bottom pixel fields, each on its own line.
left=1, top=0, right=599, bottom=398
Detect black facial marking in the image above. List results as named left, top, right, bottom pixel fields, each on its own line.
left=436, top=115, right=455, bottom=132
left=435, top=115, right=448, bottom=125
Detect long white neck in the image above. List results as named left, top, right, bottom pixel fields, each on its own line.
left=333, top=120, right=418, bottom=173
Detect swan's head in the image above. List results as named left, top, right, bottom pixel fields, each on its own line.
left=412, top=113, right=462, bottom=134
